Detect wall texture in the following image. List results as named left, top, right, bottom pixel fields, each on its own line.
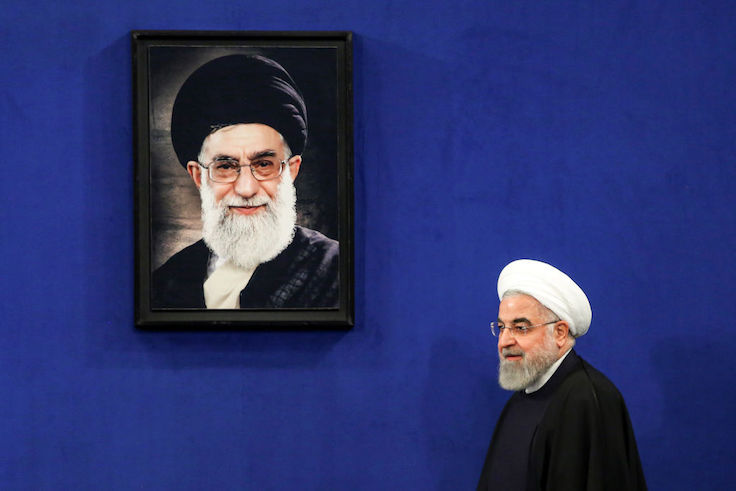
left=2, top=1, right=735, bottom=489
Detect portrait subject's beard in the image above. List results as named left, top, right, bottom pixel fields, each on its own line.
left=498, top=330, right=559, bottom=391
left=199, top=168, right=297, bottom=271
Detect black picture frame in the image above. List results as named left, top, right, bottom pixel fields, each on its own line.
left=132, top=31, right=354, bottom=328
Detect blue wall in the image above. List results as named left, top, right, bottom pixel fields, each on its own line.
left=2, top=1, right=735, bottom=489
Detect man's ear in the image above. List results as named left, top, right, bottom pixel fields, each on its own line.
left=554, top=321, right=570, bottom=348
left=288, top=155, right=302, bottom=181
left=186, top=161, right=203, bottom=189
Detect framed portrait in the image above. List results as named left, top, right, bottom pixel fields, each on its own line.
left=132, top=31, right=353, bottom=328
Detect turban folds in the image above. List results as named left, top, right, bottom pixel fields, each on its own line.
left=497, top=259, right=592, bottom=337
left=171, top=54, right=308, bottom=167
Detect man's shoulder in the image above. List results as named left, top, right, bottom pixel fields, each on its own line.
left=293, top=226, right=338, bottom=252
left=242, top=226, right=339, bottom=308
left=285, top=226, right=339, bottom=267
left=547, top=354, right=627, bottom=414
left=578, top=358, right=626, bottom=401
left=154, top=240, right=210, bottom=274
left=151, top=239, right=210, bottom=309
left=530, top=355, right=646, bottom=491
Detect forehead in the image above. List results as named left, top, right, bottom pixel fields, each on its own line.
left=498, top=294, right=546, bottom=321
left=202, top=123, right=282, bottom=157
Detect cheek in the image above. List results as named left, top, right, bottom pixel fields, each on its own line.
left=211, top=183, right=232, bottom=202
left=517, top=333, right=544, bottom=352
left=260, top=181, right=280, bottom=200
left=515, top=341, right=530, bottom=352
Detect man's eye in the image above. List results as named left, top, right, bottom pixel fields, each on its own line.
left=215, top=161, right=238, bottom=170
left=514, top=325, right=529, bottom=332
left=252, top=160, right=276, bottom=169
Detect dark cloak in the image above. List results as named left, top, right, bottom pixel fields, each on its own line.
left=151, top=226, right=338, bottom=309
left=477, top=350, right=646, bottom=491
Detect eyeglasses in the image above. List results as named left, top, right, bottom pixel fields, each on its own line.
left=198, top=157, right=287, bottom=183
left=490, top=320, right=559, bottom=337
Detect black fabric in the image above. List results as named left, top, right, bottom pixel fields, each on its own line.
left=477, top=351, right=647, bottom=491
left=151, top=226, right=338, bottom=309
left=171, top=54, right=308, bottom=166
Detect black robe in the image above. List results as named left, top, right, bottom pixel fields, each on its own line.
left=152, top=226, right=339, bottom=309
left=477, top=351, right=646, bottom=491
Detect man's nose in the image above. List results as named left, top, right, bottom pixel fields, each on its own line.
left=233, top=166, right=259, bottom=197
left=497, top=328, right=516, bottom=349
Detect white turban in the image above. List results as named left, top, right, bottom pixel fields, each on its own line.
left=497, top=259, right=592, bottom=337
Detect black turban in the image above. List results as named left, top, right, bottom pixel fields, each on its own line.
left=171, top=54, right=308, bottom=167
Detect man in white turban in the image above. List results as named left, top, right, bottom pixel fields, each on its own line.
left=477, top=259, right=646, bottom=491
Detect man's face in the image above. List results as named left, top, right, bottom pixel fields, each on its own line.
left=496, top=294, right=561, bottom=391
left=186, top=123, right=302, bottom=270
left=187, top=123, right=301, bottom=208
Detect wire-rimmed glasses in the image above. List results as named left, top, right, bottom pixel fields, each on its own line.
left=490, top=320, right=559, bottom=337
left=198, top=156, right=287, bottom=183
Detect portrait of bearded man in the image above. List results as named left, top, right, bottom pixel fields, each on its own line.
left=149, top=52, right=341, bottom=310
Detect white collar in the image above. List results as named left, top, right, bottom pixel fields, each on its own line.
left=525, top=348, right=573, bottom=394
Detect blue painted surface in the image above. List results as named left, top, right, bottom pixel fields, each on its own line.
left=2, top=1, right=735, bottom=489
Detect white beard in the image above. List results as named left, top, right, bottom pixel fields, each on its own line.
left=498, top=330, right=559, bottom=391
left=199, top=167, right=297, bottom=271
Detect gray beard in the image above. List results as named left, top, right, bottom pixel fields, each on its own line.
left=199, top=168, right=297, bottom=271
left=498, top=330, right=559, bottom=391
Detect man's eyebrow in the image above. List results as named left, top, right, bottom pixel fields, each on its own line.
left=496, top=317, right=532, bottom=324
left=247, top=149, right=277, bottom=160
left=210, top=150, right=277, bottom=162
left=212, top=153, right=238, bottom=161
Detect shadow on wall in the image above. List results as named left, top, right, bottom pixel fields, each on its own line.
left=80, top=35, right=349, bottom=371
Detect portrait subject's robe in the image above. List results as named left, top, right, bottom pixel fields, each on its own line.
left=477, top=350, right=646, bottom=491
left=152, top=226, right=339, bottom=309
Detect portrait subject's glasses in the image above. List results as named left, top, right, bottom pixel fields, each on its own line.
left=490, top=320, right=560, bottom=337
left=198, top=157, right=287, bottom=183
